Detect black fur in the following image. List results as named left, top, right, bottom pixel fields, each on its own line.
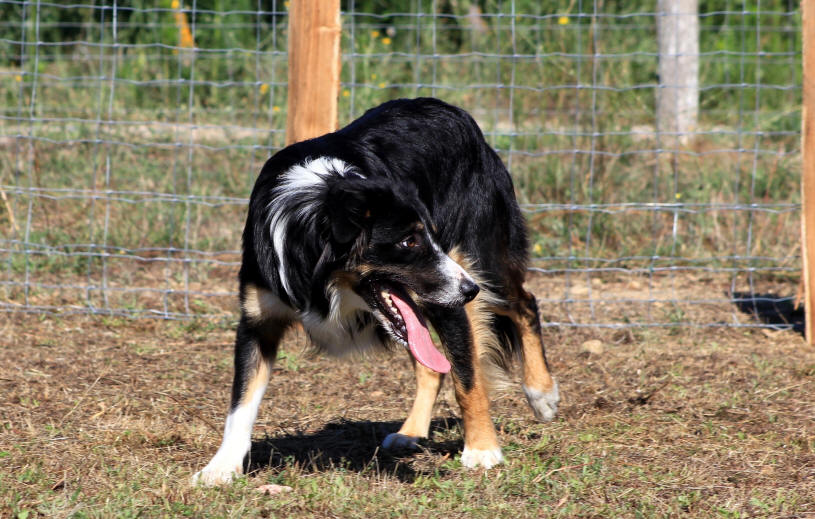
left=238, top=99, right=531, bottom=391
left=194, top=98, right=557, bottom=484
left=239, top=98, right=531, bottom=392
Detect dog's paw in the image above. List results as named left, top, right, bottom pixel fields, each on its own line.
left=523, top=380, right=560, bottom=422
left=191, top=460, right=242, bottom=486
left=382, top=432, right=421, bottom=450
left=460, top=446, right=503, bottom=469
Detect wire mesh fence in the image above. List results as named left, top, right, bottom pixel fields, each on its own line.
left=0, top=1, right=802, bottom=330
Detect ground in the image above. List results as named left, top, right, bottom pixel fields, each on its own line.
left=2, top=273, right=814, bottom=518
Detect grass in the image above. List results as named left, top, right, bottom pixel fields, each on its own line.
left=2, top=273, right=814, bottom=517
left=0, top=6, right=810, bottom=513
left=1, top=2, right=801, bottom=269
left=1, top=9, right=803, bottom=318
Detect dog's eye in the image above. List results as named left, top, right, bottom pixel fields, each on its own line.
left=398, top=233, right=422, bottom=250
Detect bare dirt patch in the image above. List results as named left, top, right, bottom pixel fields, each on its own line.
left=2, top=273, right=814, bottom=517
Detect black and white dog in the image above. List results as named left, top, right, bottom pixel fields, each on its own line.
left=193, top=98, right=559, bottom=485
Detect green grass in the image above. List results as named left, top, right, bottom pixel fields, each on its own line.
left=0, top=1, right=803, bottom=317
left=2, top=312, right=814, bottom=517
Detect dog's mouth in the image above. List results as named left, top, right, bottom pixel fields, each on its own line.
left=370, top=283, right=451, bottom=374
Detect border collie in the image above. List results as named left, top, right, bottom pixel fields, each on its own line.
left=193, top=97, right=559, bottom=485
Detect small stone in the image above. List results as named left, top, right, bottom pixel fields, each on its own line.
left=581, top=339, right=605, bottom=355
left=257, top=484, right=293, bottom=495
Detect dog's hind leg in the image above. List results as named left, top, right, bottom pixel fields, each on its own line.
left=192, top=316, right=288, bottom=486
left=515, top=291, right=559, bottom=422
left=382, top=357, right=444, bottom=450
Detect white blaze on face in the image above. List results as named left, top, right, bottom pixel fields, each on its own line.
left=427, top=238, right=477, bottom=306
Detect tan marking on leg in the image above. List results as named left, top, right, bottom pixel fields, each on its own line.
left=397, top=358, right=443, bottom=438
left=512, top=294, right=560, bottom=422
left=516, top=313, right=555, bottom=393
left=455, top=297, right=500, bottom=453
left=242, top=284, right=297, bottom=324
left=242, top=284, right=263, bottom=321
left=383, top=353, right=445, bottom=450
left=453, top=376, right=499, bottom=452
left=440, top=248, right=503, bottom=455
left=240, top=350, right=272, bottom=407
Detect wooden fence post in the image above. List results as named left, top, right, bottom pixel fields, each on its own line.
left=802, top=0, right=815, bottom=345
left=286, top=0, right=342, bottom=145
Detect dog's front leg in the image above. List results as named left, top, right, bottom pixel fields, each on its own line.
left=192, top=317, right=288, bottom=486
left=452, top=365, right=503, bottom=469
left=427, top=307, right=503, bottom=469
left=383, top=357, right=444, bottom=450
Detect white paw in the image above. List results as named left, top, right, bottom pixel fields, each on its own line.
left=191, top=459, right=242, bottom=486
left=382, top=432, right=421, bottom=450
left=460, top=446, right=503, bottom=469
left=523, top=380, right=560, bottom=422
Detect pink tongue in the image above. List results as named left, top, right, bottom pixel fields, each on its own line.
left=390, top=292, right=451, bottom=374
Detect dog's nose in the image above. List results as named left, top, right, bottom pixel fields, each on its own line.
left=459, top=277, right=480, bottom=303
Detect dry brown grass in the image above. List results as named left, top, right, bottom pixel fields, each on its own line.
left=2, top=272, right=814, bottom=518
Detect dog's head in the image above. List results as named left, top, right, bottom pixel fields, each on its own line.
left=323, top=176, right=479, bottom=368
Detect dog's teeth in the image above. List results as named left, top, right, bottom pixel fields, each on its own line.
left=380, top=290, right=395, bottom=310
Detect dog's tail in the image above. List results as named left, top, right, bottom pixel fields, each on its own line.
left=475, top=308, right=522, bottom=392
left=462, top=282, right=524, bottom=393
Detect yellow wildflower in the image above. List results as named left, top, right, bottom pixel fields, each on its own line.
left=173, top=7, right=195, bottom=48
left=378, top=82, right=386, bottom=89
left=558, top=16, right=569, bottom=25
left=371, top=30, right=380, bottom=38
left=14, top=74, right=22, bottom=82
left=273, top=105, right=281, bottom=113
left=382, top=37, right=392, bottom=45
left=171, top=0, right=179, bottom=9
left=675, top=192, right=682, bottom=200
left=532, top=243, right=543, bottom=255
left=342, top=89, right=350, bottom=97
left=259, top=83, right=269, bottom=95
left=179, top=26, right=194, bottom=48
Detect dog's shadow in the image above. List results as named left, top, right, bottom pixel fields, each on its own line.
left=731, top=291, right=804, bottom=335
left=245, top=417, right=462, bottom=483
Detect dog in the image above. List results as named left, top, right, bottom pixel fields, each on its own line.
left=192, top=97, right=559, bottom=485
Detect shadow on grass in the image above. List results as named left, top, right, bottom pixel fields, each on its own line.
left=245, top=417, right=462, bottom=483
left=732, top=292, right=804, bottom=335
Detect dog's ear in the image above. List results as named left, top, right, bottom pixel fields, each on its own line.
left=325, top=177, right=386, bottom=244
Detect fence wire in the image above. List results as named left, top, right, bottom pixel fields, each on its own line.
left=0, top=1, right=802, bottom=330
